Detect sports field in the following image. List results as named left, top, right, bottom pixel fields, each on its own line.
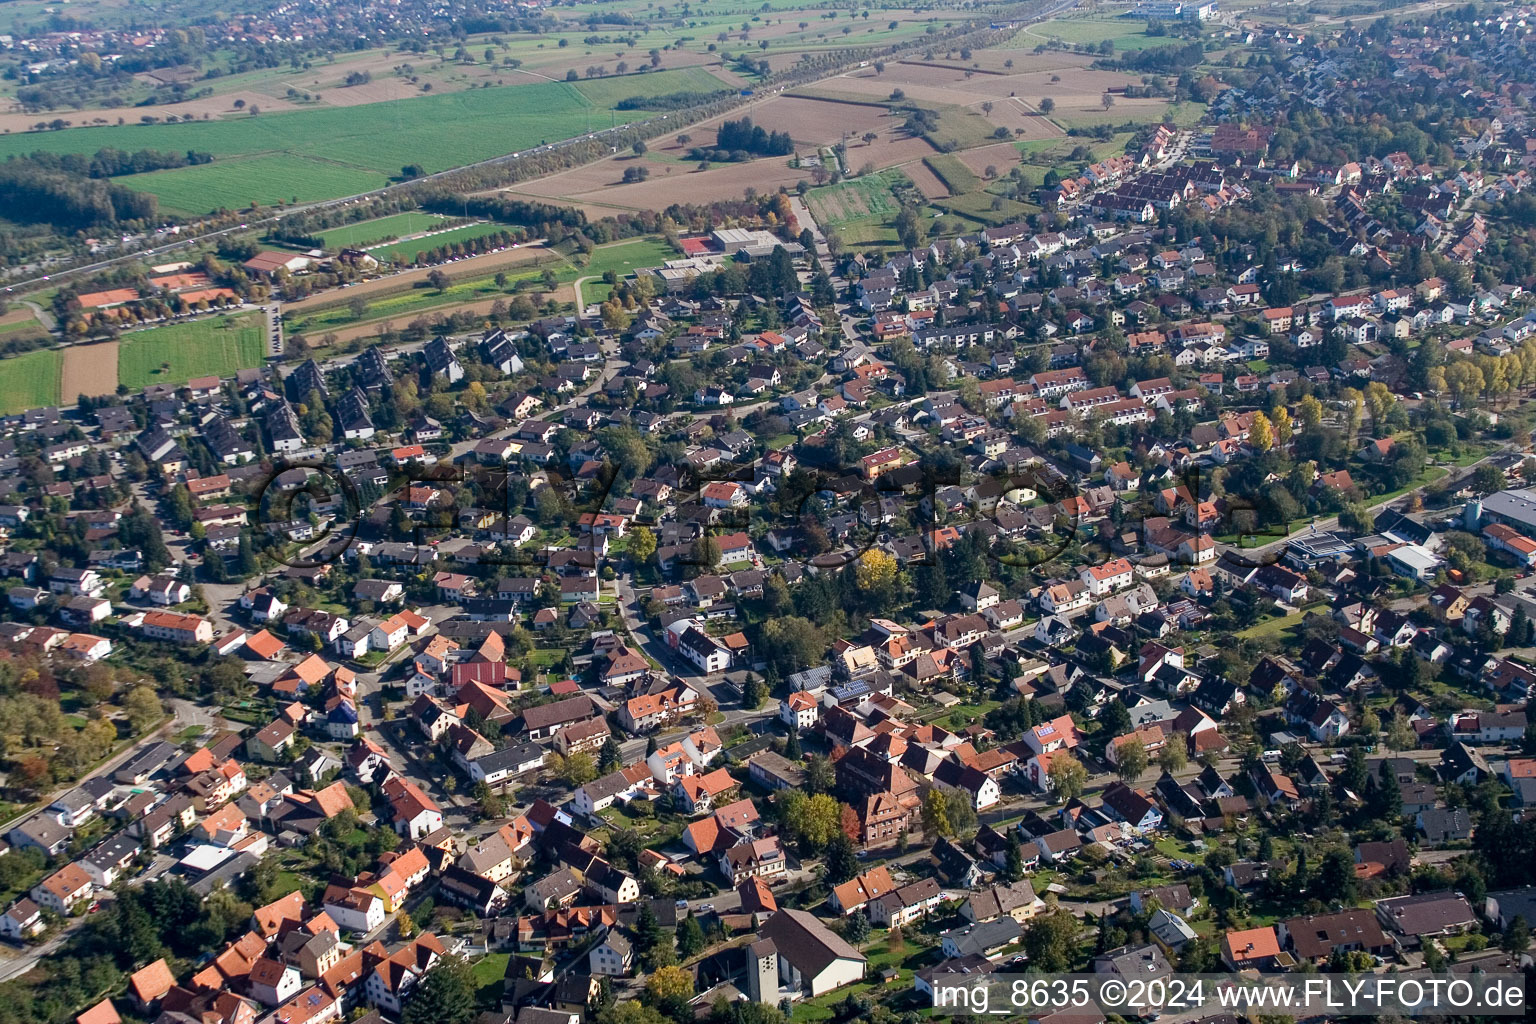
left=117, top=315, right=268, bottom=389
left=0, top=349, right=62, bottom=415
left=317, top=213, right=451, bottom=249
left=0, top=67, right=730, bottom=212
left=577, top=237, right=678, bottom=306
left=367, top=222, right=517, bottom=263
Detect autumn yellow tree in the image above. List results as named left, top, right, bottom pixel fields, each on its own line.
left=1340, top=387, right=1365, bottom=438
left=1270, top=405, right=1293, bottom=448
left=628, top=525, right=657, bottom=564
left=1249, top=411, right=1273, bottom=452
left=645, top=966, right=694, bottom=1004
left=855, top=548, right=898, bottom=591
left=1298, top=394, right=1324, bottom=430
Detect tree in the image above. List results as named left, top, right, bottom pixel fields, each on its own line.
left=636, top=903, right=665, bottom=953
left=784, top=792, right=841, bottom=849
left=1039, top=96, right=1055, bottom=114
left=1158, top=741, right=1187, bottom=773
left=1339, top=503, right=1375, bottom=534
left=804, top=754, right=834, bottom=794
left=922, top=788, right=953, bottom=838
left=629, top=525, right=657, bottom=564
left=762, top=616, right=824, bottom=674
left=1049, top=754, right=1087, bottom=801
left=1299, top=394, right=1324, bottom=430
left=825, top=832, right=860, bottom=884
left=1270, top=406, right=1293, bottom=448
left=1473, top=464, right=1507, bottom=495
left=677, top=915, right=706, bottom=958
left=1316, top=847, right=1358, bottom=906
left=124, top=685, right=163, bottom=735
left=784, top=726, right=802, bottom=760
left=598, top=737, right=624, bottom=774
left=426, top=269, right=451, bottom=292
left=402, top=956, right=476, bottom=1024
left=854, top=549, right=899, bottom=598
left=843, top=911, right=870, bottom=947
left=1386, top=711, right=1416, bottom=752
left=645, top=965, right=694, bottom=1005
left=1023, top=910, right=1081, bottom=972
left=741, top=674, right=766, bottom=710
left=555, top=751, right=597, bottom=785
left=1501, top=915, right=1529, bottom=955
left=1004, top=835, right=1025, bottom=881
left=1249, top=411, right=1273, bottom=452
left=1115, top=738, right=1149, bottom=781
left=689, top=535, right=722, bottom=572
left=1101, top=92, right=1115, bottom=110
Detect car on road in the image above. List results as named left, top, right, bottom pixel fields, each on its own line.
left=698, top=903, right=713, bottom=912
left=675, top=899, right=689, bottom=910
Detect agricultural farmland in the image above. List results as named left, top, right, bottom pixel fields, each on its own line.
left=0, top=67, right=733, bottom=213
left=116, top=315, right=268, bottom=390
left=132, top=156, right=389, bottom=216
left=806, top=171, right=907, bottom=226
left=0, top=349, right=62, bottom=416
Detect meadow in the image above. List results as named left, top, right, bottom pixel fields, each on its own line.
left=116, top=315, right=268, bottom=389
left=0, top=67, right=731, bottom=212
left=316, top=212, right=451, bottom=249
left=922, top=154, right=980, bottom=196
left=285, top=235, right=674, bottom=334
left=0, top=349, right=62, bottom=415
left=366, top=222, right=519, bottom=263
left=1021, top=15, right=1188, bottom=51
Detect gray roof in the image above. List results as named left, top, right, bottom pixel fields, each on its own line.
left=1375, top=891, right=1476, bottom=936
left=758, top=909, right=866, bottom=979
left=944, top=918, right=1022, bottom=957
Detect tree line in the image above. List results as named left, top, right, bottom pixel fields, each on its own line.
left=616, top=88, right=732, bottom=110
left=11, top=147, right=212, bottom=179
left=0, top=161, right=156, bottom=230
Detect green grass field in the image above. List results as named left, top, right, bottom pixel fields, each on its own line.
left=0, top=317, right=49, bottom=344
left=0, top=68, right=730, bottom=213
left=288, top=264, right=561, bottom=336
left=922, top=105, right=1005, bottom=152
left=289, top=236, right=672, bottom=332
left=577, top=237, right=678, bottom=306
left=0, top=349, right=62, bottom=415
left=317, top=212, right=451, bottom=249
left=922, top=154, right=980, bottom=195
left=934, top=191, right=1037, bottom=225
left=367, top=222, right=517, bottom=263
left=570, top=67, right=726, bottom=108
left=133, top=155, right=388, bottom=216
left=1055, top=101, right=1205, bottom=130
left=117, top=314, right=267, bottom=389
left=1022, top=16, right=1190, bottom=51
